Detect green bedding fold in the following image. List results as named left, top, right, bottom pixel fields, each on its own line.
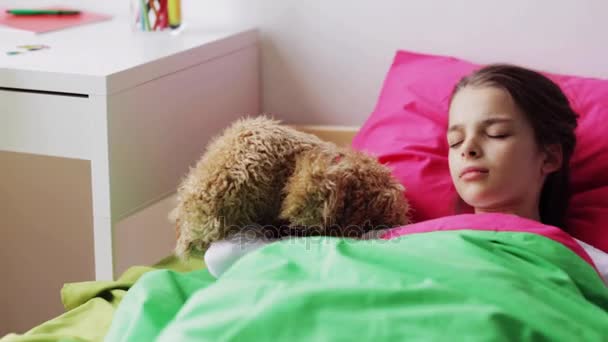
left=0, top=255, right=203, bottom=342
left=105, top=231, right=608, bottom=341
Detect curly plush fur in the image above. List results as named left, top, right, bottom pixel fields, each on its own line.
left=171, top=116, right=410, bottom=258
left=281, top=144, right=409, bottom=232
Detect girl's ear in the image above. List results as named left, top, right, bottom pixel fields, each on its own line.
left=542, top=144, right=563, bottom=175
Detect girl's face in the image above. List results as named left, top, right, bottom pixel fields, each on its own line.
left=447, top=86, right=559, bottom=219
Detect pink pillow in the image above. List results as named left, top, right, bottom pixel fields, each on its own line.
left=352, top=50, right=608, bottom=252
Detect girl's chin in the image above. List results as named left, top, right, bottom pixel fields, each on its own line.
left=461, top=192, right=496, bottom=209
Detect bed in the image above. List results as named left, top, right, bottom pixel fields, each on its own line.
left=3, top=50, right=608, bottom=341
left=3, top=122, right=607, bottom=341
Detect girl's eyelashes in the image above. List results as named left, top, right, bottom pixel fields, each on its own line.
left=449, top=141, right=463, bottom=149
left=487, top=133, right=510, bottom=139
left=448, top=133, right=510, bottom=148
left=447, top=134, right=463, bottom=149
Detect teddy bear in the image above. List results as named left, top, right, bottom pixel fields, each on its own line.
left=170, top=115, right=410, bottom=258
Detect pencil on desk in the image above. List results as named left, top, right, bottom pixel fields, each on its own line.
left=6, top=9, right=81, bottom=15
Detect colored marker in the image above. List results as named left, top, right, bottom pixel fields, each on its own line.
left=158, top=0, right=169, bottom=30
left=140, top=0, right=150, bottom=31
left=167, top=0, right=181, bottom=29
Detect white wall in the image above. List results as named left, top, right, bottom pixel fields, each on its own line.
left=181, top=0, right=608, bottom=125
left=4, top=0, right=605, bottom=125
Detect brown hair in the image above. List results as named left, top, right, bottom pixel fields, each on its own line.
left=450, top=64, right=578, bottom=230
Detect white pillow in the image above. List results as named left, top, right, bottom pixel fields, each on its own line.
left=576, top=239, right=608, bottom=286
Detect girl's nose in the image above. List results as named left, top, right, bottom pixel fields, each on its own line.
left=461, top=141, right=481, bottom=159
left=462, top=150, right=478, bottom=158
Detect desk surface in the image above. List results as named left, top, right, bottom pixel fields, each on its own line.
left=0, top=17, right=257, bottom=95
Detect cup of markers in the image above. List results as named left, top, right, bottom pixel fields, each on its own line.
left=130, top=0, right=181, bottom=32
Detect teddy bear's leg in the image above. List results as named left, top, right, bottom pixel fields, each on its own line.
left=278, top=146, right=335, bottom=233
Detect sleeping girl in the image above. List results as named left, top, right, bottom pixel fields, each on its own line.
left=204, top=64, right=608, bottom=284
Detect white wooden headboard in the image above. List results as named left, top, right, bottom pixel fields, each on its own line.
left=291, top=125, right=359, bottom=147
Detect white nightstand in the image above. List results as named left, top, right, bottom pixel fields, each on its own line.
left=0, top=20, right=260, bottom=280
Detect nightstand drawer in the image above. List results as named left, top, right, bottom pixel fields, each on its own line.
left=0, top=89, right=94, bottom=160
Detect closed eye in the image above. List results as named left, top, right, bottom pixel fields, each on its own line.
left=449, top=141, right=463, bottom=149
left=488, top=134, right=509, bottom=139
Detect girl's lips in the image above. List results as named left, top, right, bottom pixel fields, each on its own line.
left=459, top=167, right=489, bottom=178
left=460, top=170, right=489, bottom=181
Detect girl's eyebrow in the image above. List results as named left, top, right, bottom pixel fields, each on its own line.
left=482, top=117, right=513, bottom=126
left=448, top=117, right=513, bottom=133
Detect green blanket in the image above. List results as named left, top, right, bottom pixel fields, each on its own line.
left=0, top=255, right=203, bottom=342
left=104, top=231, right=608, bottom=341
